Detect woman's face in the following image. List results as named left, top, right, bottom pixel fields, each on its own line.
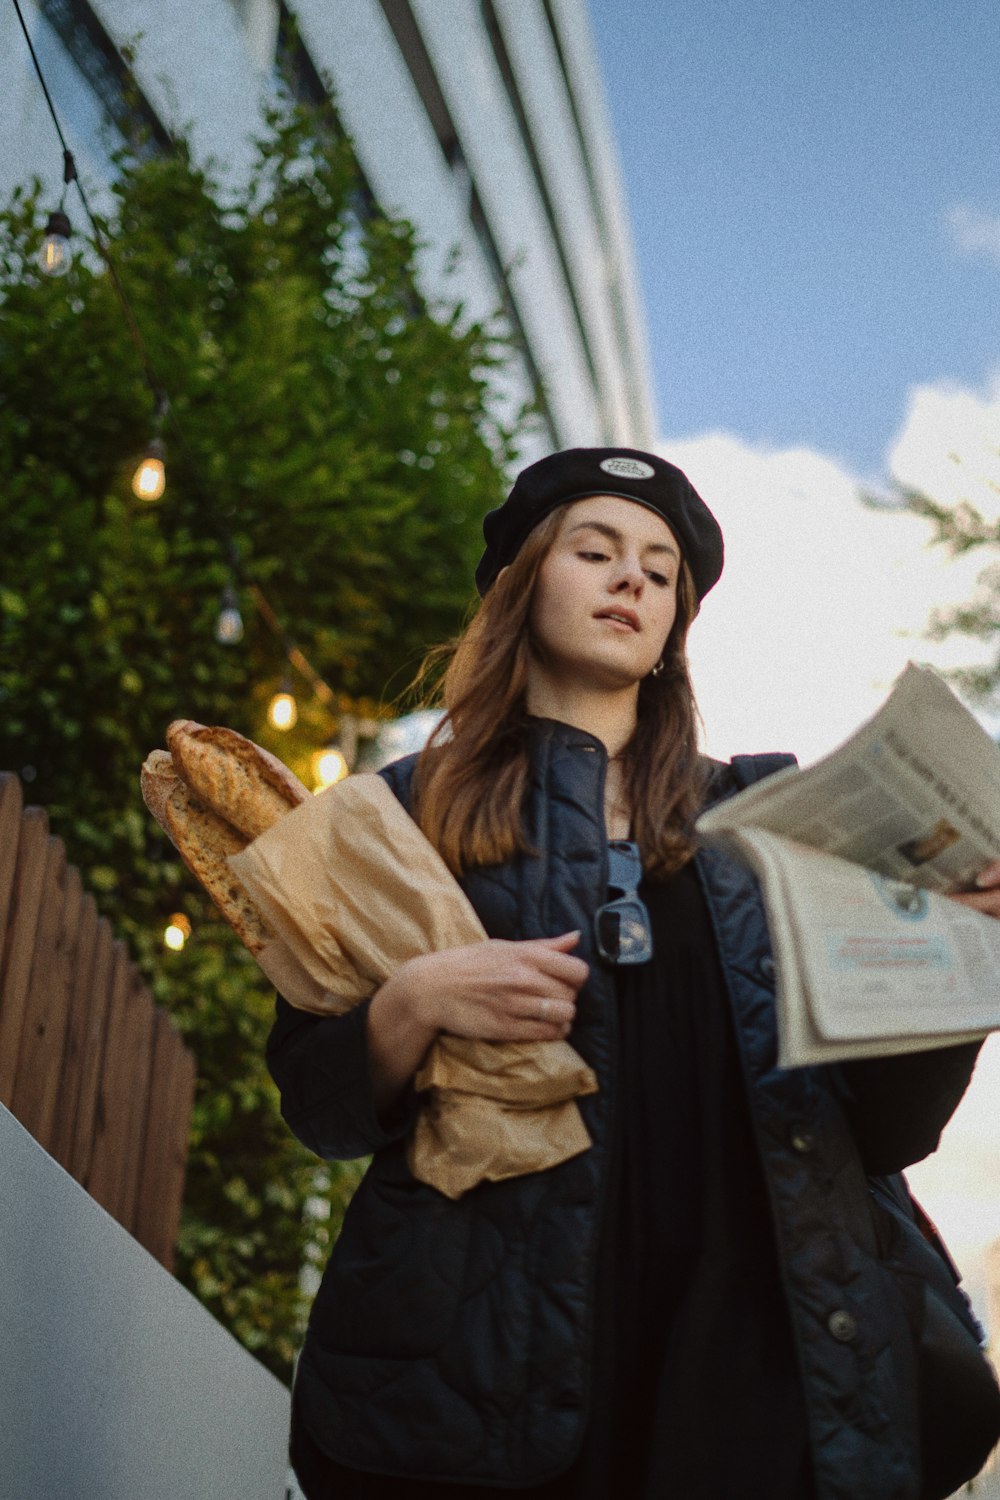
left=524, top=495, right=681, bottom=692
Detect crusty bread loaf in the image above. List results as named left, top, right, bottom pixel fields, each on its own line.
left=166, top=720, right=308, bottom=842
left=162, top=782, right=272, bottom=955
left=140, top=721, right=303, bottom=957
left=140, top=749, right=181, bottom=833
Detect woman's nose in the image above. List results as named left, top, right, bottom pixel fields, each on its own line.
left=612, top=558, right=644, bottom=592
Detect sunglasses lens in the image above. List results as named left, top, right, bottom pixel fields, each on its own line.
left=618, top=908, right=649, bottom=958
left=596, top=844, right=652, bottom=965
left=595, top=899, right=652, bottom=963
left=596, top=907, right=621, bottom=957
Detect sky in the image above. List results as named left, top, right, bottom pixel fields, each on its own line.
left=586, top=1, right=1000, bottom=1323
left=587, top=0, right=997, bottom=479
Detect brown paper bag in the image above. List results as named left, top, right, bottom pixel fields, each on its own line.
left=229, top=775, right=597, bottom=1197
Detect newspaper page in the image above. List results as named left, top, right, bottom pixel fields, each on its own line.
left=713, top=828, right=997, bottom=1066
left=696, top=664, right=1000, bottom=1065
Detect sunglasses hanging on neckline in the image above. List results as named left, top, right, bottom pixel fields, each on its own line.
left=594, top=839, right=653, bottom=965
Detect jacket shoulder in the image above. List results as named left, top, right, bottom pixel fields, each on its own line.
left=701, top=751, right=797, bottom=806
left=377, top=751, right=420, bottom=813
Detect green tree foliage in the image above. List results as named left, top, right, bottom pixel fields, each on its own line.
left=898, top=459, right=1000, bottom=706
left=0, top=108, right=530, bottom=1381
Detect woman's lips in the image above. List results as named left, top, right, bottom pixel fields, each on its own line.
left=594, top=610, right=640, bottom=632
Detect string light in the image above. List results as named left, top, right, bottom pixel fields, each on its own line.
left=132, top=390, right=169, bottom=501
left=215, top=585, right=245, bottom=644
left=311, top=743, right=349, bottom=791
left=163, top=912, right=192, bottom=951
left=38, top=206, right=72, bottom=277
left=132, top=436, right=166, bottom=501
left=268, top=677, right=298, bottom=731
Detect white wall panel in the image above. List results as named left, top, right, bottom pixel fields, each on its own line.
left=284, top=0, right=539, bottom=458
left=0, top=1102, right=289, bottom=1500
left=546, top=0, right=657, bottom=443
left=491, top=0, right=625, bottom=439
left=89, top=0, right=265, bottom=185
left=410, top=0, right=603, bottom=447
left=294, top=0, right=487, bottom=311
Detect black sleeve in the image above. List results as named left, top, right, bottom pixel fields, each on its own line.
left=265, top=993, right=420, bottom=1161
left=831, top=1039, right=984, bottom=1175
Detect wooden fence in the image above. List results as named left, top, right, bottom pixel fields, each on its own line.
left=0, top=771, right=195, bottom=1270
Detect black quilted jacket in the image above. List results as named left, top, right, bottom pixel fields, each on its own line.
left=266, top=716, right=982, bottom=1496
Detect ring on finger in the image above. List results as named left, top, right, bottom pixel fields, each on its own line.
left=538, top=997, right=550, bottom=1021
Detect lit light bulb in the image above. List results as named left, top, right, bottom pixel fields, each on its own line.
left=268, top=689, right=297, bottom=731
left=163, top=913, right=192, bottom=951
left=132, top=438, right=166, bottom=501
left=311, top=745, right=349, bottom=791
left=215, top=586, right=244, bottom=644
left=38, top=209, right=72, bottom=278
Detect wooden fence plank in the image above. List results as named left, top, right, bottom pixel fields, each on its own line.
left=49, top=888, right=99, bottom=1173
left=70, top=924, right=118, bottom=1187
left=0, top=773, right=24, bottom=979
left=133, top=1011, right=184, bottom=1261
left=0, top=775, right=198, bottom=1271
left=115, top=976, right=157, bottom=1234
left=0, top=805, right=50, bottom=1107
left=10, top=839, right=77, bottom=1152
left=23, top=858, right=83, bottom=1156
left=147, top=1036, right=197, bottom=1272
left=83, top=939, right=131, bottom=1220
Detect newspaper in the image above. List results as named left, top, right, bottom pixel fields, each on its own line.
left=696, top=663, right=1000, bottom=1066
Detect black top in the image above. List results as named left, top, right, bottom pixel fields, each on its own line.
left=291, top=862, right=814, bottom=1499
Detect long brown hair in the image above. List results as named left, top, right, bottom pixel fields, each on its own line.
left=407, top=502, right=707, bottom=880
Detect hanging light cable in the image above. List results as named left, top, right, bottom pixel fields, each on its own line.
left=11, top=0, right=77, bottom=279
left=12, top=0, right=166, bottom=407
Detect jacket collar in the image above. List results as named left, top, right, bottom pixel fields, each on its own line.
left=523, top=715, right=608, bottom=756
left=524, top=717, right=733, bottom=814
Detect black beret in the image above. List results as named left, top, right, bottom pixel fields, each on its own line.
left=475, top=446, right=724, bottom=601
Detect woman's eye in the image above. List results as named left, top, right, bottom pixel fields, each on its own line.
left=647, top=571, right=671, bottom=587
left=578, top=551, right=609, bottom=562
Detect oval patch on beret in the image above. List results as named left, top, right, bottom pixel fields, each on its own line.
left=599, top=456, right=655, bottom=480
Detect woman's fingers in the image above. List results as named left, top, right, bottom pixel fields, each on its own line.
left=419, top=932, right=589, bottom=1040
left=950, top=887, right=1000, bottom=920
left=525, top=932, right=590, bottom=987
left=975, top=860, right=1000, bottom=889
left=509, top=939, right=589, bottom=1006
left=516, top=994, right=576, bottom=1025
left=455, top=1016, right=573, bottom=1044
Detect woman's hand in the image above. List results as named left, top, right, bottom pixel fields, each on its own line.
left=401, top=930, right=588, bottom=1042
left=949, top=860, right=1000, bottom=919
left=366, top=932, right=589, bottom=1113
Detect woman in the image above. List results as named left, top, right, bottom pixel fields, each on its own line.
left=268, top=447, right=997, bottom=1500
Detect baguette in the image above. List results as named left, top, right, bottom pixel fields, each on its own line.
left=162, top=781, right=272, bottom=955
left=140, top=748, right=182, bottom=834
left=166, top=720, right=308, bottom=841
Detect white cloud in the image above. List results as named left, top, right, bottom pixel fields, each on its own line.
left=887, top=371, right=1000, bottom=519
left=656, top=429, right=988, bottom=766
left=946, top=202, right=1000, bottom=268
